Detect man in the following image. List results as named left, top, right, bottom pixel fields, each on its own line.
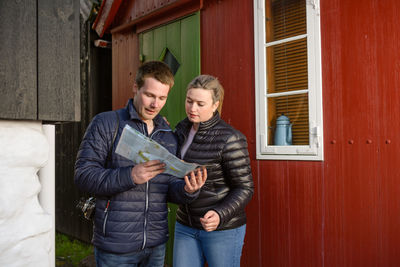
left=75, top=61, right=206, bottom=266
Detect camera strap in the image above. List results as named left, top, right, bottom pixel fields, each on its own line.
left=103, top=110, right=120, bottom=212
left=77, top=110, right=120, bottom=220
left=103, top=111, right=120, bottom=212
left=106, top=110, right=120, bottom=168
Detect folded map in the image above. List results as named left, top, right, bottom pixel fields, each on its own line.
left=115, top=124, right=199, bottom=177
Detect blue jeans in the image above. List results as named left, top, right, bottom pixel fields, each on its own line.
left=173, top=222, right=246, bottom=267
left=94, top=243, right=166, bottom=267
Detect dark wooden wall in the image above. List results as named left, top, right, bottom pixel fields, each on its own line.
left=0, top=0, right=80, bottom=122
left=38, top=0, right=80, bottom=121
left=55, top=19, right=112, bottom=243
left=0, top=0, right=111, bottom=244
left=0, top=1, right=37, bottom=120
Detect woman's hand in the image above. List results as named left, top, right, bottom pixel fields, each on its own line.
left=184, top=166, right=207, bottom=193
left=200, top=210, right=220, bottom=232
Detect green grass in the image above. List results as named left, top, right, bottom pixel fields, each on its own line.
left=56, top=232, right=93, bottom=266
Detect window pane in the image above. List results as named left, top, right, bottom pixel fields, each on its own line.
left=266, top=38, right=308, bottom=94
left=266, top=0, right=306, bottom=43
left=267, top=93, right=309, bottom=145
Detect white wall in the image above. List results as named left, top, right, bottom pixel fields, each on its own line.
left=0, top=120, right=53, bottom=267
left=39, top=124, right=56, bottom=267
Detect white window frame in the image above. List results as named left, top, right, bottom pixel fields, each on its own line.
left=254, top=0, right=324, bottom=161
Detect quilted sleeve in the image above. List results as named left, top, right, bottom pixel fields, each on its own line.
left=212, top=131, right=254, bottom=227
left=74, top=113, right=135, bottom=196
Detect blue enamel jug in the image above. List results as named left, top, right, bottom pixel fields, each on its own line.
left=274, top=114, right=292, bottom=146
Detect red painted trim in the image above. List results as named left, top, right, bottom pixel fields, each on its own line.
left=91, top=0, right=106, bottom=32
left=110, top=0, right=201, bottom=34
left=94, top=39, right=112, bottom=49
left=92, top=0, right=123, bottom=37
left=136, top=1, right=200, bottom=33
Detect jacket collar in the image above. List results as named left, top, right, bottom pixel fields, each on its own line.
left=177, top=111, right=221, bottom=134
left=126, top=99, right=171, bottom=131
left=198, top=111, right=220, bottom=131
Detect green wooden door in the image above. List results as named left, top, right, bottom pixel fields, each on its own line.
left=139, top=13, right=200, bottom=266
left=140, top=13, right=200, bottom=129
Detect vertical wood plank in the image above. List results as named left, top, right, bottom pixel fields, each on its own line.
left=180, top=13, right=200, bottom=81
left=38, top=0, right=80, bottom=121
left=200, top=1, right=258, bottom=265
left=142, top=31, right=154, bottom=61
left=112, top=31, right=140, bottom=110
left=373, top=0, right=400, bottom=265
left=127, top=34, right=139, bottom=106
left=0, top=1, right=37, bottom=120
left=153, top=25, right=167, bottom=59
left=114, top=33, right=123, bottom=110
left=118, top=34, right=129, bottom=109
left=179, top=12, right=200, bottom=119
left=164, top=20, right=183, bottom=128
left=322, top=1, right=381, bottom=266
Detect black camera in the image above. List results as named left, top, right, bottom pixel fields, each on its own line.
left=76, top=197, right=96, bottom=220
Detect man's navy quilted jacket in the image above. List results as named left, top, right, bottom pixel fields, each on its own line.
left=74, top=99, right=198, bottom=253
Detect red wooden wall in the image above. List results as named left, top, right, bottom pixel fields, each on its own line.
left=109, top=0, right=400, bottom=266
left=112, top=31, right=139, bottom=109
left=200, top=0, right=400, bottom=266
left=200, top=2, right=262, bottom=265
left=320, top=0, right=400, bottom=266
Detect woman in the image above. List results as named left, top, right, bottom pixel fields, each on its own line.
left=173, top=75, right=254, bottom=267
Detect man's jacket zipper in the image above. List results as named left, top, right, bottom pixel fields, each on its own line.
left=142, top=181, right=149, bottom=249
left=103, top=200, right=110, bottom=236
left=141, top=126, right=171, bottom=249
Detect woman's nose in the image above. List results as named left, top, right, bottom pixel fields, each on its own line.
left=189, top=104, right=197, bottom=111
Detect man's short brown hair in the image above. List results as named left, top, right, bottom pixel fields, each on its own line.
left=135, top=61, right=174, bottom=90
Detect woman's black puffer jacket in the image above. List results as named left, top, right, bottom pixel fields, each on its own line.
left=174, top=112, right=254, bottom=230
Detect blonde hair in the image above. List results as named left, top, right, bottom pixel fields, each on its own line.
left=186, top=75, right=224, bottom=114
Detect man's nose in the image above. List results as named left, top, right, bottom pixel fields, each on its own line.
left=151, top=99, right=159, bottom=108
